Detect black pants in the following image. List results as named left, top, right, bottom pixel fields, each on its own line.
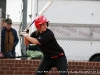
left=35, top=55, right=68, bottom=75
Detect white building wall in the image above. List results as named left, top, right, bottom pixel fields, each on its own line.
left=38, top=0, right=100, bottom=24
left=5, top=0, right=100, bottom=61
left=6, top=0, right=100, bottom=24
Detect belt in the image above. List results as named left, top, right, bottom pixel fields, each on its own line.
left=51, top=53, right=64, bottom=58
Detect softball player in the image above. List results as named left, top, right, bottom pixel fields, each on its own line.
left=21, top=15, right=68, bottom=75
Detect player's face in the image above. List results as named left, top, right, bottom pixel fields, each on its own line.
left=40, top=23, right=47, bottom=32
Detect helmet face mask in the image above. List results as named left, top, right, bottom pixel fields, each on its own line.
left=34, top=15, right=49, bottom=29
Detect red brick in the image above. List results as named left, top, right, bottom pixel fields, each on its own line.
left=26, top=60, right=33, bottom=64
left=0, top=60, right=5, bottom=63
left=6, top=64, right=14, bottom=67
left=19, top=67, right=28, bottom=71
left=92, top=62, right=96, bottom=66
left=14, top=60, right=19, bottom=63
left=85, top=73, right=93, bottom=75
left=37, top=60, right=40, bottom=64
left=15, top=64, right=23, bottom=67
left=0, top=71, right=5, bottom=74
left=87, top=62, right=93, bottom=66
left=76, top=66, right=84, bottom=69
left=10, top=67, right=18, bottom=71
left=85, top=66, right=93, bottom=70
left=68, top=62, right=72, bottom=65
left=1, top=59, right=100, bottom=75
left=95, top=62, right=100, bottom=66
left=68, top=65, right=76, bottom=69
left=22, top=60, right=26, bottom=63
left=78, top=62, right=86, bottom=66
left=71, top=61, right=77, bottom=65
left=0, top=63, right=5, bottom=67
left=17, top=60, right=25, bottom=64
left=24, top=71, right=33, bottom=74
left=93, top=74, right=100, bottom=75
left=33, top=64, right=39, bottom=67
left=23, top=64, right=31, bottom=67
left=11, top=60, right=17, bottom=63
left=1, top=67, right=9, bottom=70
left=15, top=71, right=23, bottom=74
left=69, top=73, right=77, bottom=75
left=6, top=71, right=14, bottom=74
left=5, top=59, right=11, bottom=63
left=94, top=67, right=100, bottom=70
left=28, top=67, right=36, bottom=71
left=29, top=60, right=33, bottom=64
left=75, top=62, right=79, bottom=65
left=33, top=60, right=37, bottom=64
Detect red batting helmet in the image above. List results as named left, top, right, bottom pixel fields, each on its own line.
left=34, top=15, right=49, bottom=29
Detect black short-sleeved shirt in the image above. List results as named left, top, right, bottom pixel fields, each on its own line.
left=31, top=28, right=64, bottom=57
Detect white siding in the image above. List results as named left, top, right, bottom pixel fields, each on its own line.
left=38, top=0, right=100, bottom=24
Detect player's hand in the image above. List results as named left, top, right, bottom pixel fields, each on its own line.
left=23, top=28, right=29, bottom=33
left=20, top=32, right=29, bottom=37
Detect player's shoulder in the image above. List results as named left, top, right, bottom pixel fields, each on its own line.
left=31, top=31, right=37, bottom=35
left=46, top=28, right=53, bottom=33
left=45, top=28, right=54, bottom=36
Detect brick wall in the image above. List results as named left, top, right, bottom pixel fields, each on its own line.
left=0, top=59, right=100, bottom=75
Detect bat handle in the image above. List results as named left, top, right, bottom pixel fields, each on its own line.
left=23, top=28, right=29, bottom=33
left=23, top=20, right=34, bottom=32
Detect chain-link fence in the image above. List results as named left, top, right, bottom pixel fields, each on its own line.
left=1, top=0, right=100, bottom=61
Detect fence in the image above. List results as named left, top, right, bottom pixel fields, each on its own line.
left=1, top=0, right=100, bottom=61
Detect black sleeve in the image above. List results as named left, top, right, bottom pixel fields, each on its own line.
left=30, top=31, right=37, bottom=38
left=37, top=30, right=54, bottom=45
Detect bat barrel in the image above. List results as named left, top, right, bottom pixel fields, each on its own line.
left=23, top=0, right=53, bottom=32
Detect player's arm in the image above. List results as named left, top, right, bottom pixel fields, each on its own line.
left=24, top=34, right=41, bottom=45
